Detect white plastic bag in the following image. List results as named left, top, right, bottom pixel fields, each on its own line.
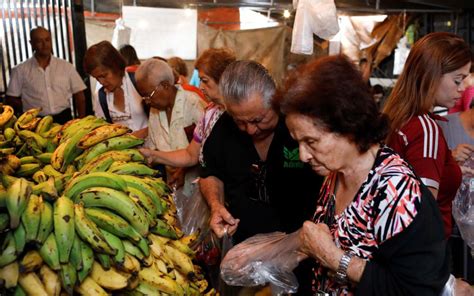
left=291, top=0, right=340, bottom=55
left=220, top=231, right=304, bottom=295
left=452, top=157, right=474, bottom=255
left=111, top=18, right=131, bottom=49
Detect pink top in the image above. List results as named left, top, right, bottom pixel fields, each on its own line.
left=449, top=86, right=474, bottom=113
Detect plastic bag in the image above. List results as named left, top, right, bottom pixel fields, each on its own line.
left=291, top=0, right=340, bottom=54
left=111, top=18, right=131, bottom=49
left=173, top=181, right=210, bottom=237
left=220, top=231, right=303, bottom=295
left=452, top=157, right=474, bottom=255
left=439, top=274, right=455, bottom=296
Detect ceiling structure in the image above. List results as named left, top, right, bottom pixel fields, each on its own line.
left=89, top=0, right=474, bottom=14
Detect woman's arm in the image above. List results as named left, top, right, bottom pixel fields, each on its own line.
left=131, top=127, right=148, bottom=139
left=139, top=139, right=200, bottom=167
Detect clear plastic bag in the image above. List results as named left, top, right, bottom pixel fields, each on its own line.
left=452, top=157, right=474, bottom=255
left=220, top=231, right=303, bottom=295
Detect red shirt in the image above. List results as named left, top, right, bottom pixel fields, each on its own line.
left=388, top=113, right=461, bottom=238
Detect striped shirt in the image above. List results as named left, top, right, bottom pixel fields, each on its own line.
left=388, top=113, right=461, bottom=238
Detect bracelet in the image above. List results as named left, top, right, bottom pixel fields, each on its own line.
left=334, top=252, right=353, bottom=285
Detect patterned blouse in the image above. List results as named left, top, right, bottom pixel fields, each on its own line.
left=311, top=146, right=422, bottom=295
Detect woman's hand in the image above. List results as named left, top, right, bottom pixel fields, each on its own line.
left=452, top=144, right=474, bottom=163
left=299, top=221, right=344, bottom=271
left=138, top=148, right=156, bottom=166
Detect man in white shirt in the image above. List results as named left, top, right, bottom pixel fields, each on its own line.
left=6, top=27, right=86, bottom=123
left=135, top=59, right=205, bottom=193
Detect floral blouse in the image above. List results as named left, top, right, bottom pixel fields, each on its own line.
left=311, top=146, right=422, bottom=295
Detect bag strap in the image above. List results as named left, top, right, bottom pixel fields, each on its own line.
left=98, top=86, right=113, bottom=123
left=127, top=71, right=150, bottom=117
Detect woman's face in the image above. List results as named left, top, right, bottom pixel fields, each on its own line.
left=434, top=62, right=471, bottom=108
left=199, top=70, right=222, bottom=105
left=286, top=113, right=356, bottom=176
left=90, top=66, right=123, bottom=92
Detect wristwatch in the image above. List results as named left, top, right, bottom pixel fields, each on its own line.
left=334, top=252, right=353, bottom=285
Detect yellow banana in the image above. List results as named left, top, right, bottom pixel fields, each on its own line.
left=121, top=253, right=141, bottom=274
left=0, top=104, right=14, bottom=127
left=82, top=134, right=144, bottom=164
left=0, top=261, right=19, bottom=288
left=77, top=123, right=131, bottom=149
left=19, top=250, right=43, bottom=273
left=15, top=163, right=42, bottom=177
left=18, top=272, right=49, bottom=296
left=15, top=107, right=41, bottom=128
left=32, top=170, right=48, bottom=183
left=139, top=267, right=184, bottom=295
left=50, top=138, right=69, bottom=171
left=39, top=265, right=61, bottom=296
left=75, top=276, right=108, bottom=296
left=18, top=116, right=42, bottom=130
left=163, top=244, right=195, bottom=278
left=90, top=261, right=129, bottom=290
left=41, top=124, right=62, bottom=138
left=4, top=127, right=16, bottom=141
left=35, top=115, right=53, bottom=135
left=78, top=149, right=145, bottom=169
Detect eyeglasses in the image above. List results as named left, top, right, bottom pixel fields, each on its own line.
left=142, top=84, right=161, bottom=101
left=249, top=161, right=269, bottom=204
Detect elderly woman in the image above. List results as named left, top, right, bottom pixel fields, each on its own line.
left=84, top=41, right=147, bottom=131
left=383, top=32, right=471, bottom=239
left=139, top=48, right=236, bottom=167
left=278, top=55, right=448, bottom=294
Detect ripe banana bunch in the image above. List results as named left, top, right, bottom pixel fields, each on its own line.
left=0, top=111, right=216, bottom=295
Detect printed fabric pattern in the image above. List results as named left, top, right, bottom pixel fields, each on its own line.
left=311, top=146, right=422, bottom=295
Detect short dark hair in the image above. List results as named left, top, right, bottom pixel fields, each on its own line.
left=119, top=44, right=140, bottom=66
left=195, top=48, right=236, bottom=83
left=84, top=41, right=126, bottom=75
left=168, top=57, right=188, bottom=77
left=277, top=55, right=389, bottom=153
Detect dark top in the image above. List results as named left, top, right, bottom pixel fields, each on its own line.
left=200, top=112, right=323, bottom=244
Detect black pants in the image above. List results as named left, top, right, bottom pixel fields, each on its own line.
left=52, top=108, right=73, bottom=124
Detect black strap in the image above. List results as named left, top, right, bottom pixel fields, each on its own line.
left=98, top=86, right=112, bottom=123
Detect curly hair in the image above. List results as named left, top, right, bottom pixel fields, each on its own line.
left=277, top=55, right=389, bottom=153
left=195, top=48, right=236, bottom=83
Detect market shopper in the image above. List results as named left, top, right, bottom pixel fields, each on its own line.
left=168, top=56, right=206, bottom=102
left=139, top=48, right=236, bottom=168
left=134, top=59, right=205, bottom=192
left=383, top=32, right=471, bottom=239
left=199, top=60, right=323, bottom=294
left=6, top=27, right=87, bottom=123
left=278, top=54, right=449, bottom=295
left=84, top=41, right=147, bottom=132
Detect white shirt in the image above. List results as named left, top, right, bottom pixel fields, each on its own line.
left=92, top=73, right=148, bottom=132
left=146, top=86, right=205, bottom=151
left=7, top=56, right=86, bottom=115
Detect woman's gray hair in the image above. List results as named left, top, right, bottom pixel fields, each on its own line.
left=136, top=58, right=174, bottom=85
left=219, top=60, right=276, bottom=107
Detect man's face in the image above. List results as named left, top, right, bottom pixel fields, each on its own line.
left=137, top=78, right=172, bottom=110
left=30, top=29, right=52, bottom=57
left=225, top=93, right=279, bottom=141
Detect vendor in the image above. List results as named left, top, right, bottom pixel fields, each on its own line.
left=279, top=54, right=448, bottom=295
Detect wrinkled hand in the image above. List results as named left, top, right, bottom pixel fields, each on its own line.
left=210, top=205, right=239, bottom=238
left=168, top=167, right=185, bottom=189
left=299, top=221, right=342, bottom=270
left=452, top=144, right=474, bottom=163
left=138, top=148, right=156, bottom=166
